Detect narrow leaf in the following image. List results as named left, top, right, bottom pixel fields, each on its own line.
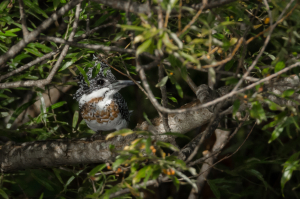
left=156, top=76, right=168, bottom=87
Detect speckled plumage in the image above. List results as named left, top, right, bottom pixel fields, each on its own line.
left=74, top=56, right=132, bottom=132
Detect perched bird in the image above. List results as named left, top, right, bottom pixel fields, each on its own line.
left=74, top=57, right=135, bottom=135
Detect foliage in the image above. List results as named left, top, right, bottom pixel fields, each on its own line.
left=0, top=0, right=300, bottom=198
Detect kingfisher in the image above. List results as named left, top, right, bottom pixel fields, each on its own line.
left=74, top=57, right=135, bottom=136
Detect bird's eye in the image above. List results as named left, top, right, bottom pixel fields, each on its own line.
left=97, top=79, right=105, bottom=85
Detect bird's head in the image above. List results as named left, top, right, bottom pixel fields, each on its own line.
left=74, top=58, right=135, bottom=101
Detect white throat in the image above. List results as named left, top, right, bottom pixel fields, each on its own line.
left=78, top=88, right=118, bottom=107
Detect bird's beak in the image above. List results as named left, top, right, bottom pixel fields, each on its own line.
left=111, top=80, right=136, bottom=90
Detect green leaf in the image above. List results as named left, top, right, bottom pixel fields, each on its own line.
left=156, top=141, right=179, bottom=151
left=59, top=60, right=75, bottom=72
left=0, top=1, right=9, bottom=12
left=275, top=61, right=285, bottom=73
left=92, top=63, right=101, bottom=78
left=156, top=76, right=168, bottom=87
left=250, top=101, right=266, bottom=124
left=172, top=176, right=180, bottom=191
left=143, top=112, right=152, bottom=125
left=13, top=54, right=31, bottom=63
left=0, top=30, right=18, bottom=37
left=0, top=97, right=20, bottom=106
left=120, top=25, right=146, bottom=31
left=31, top=173, right=54, bottom=191
left=136, top=39, right=152, bottom=55
left=53, top=0, right=60, bottom=10
left=89, top=164, right=106, bottom=176
left=46, top=101, right=67, bottom=111
left=52, top=168, right=64, bottom=184
left=76, top=65, right=90, bottom=86
left=282, top=89, right=295, bottom=97
left=25, top=48, right=44, bottom=57
left=106, top=129, right=134, bottom=140
left=225, top=60, right=234, bottom=71
left=168, top=96, right=178, bottom=103
left=39, top=193, right=44, bottom=199
left=233, top=100, right=240, bottom=116
left=28, top=43, right=52, bottom=53
left=0, top=94, right=9, bottom=98
left=207, top=180, right=221, bottom=199
left=246, top=169, right=269, bottom=190
left=72, top=111, right=79, bottom=130
left=64, top=176, right=75, bottom=191
left=112, top=156, right=129, bottom=170
left=133, top=165, right=153, bottom=184
left=175, top=83, right=183, bottom=98
left=168, top=54, right=182, bottom=68
left=268, top=121, right=285, bottom=143
left=281, top=152, right=300, bottom=196
left=163, top=33, right=178, bottom=50
left=0, top=189, right=9, bottom=199
left=23, top=0, right=48, bottom=18
left=7, top=99, right=37, bottom=129
left=102, top=67, right=110, bottom=77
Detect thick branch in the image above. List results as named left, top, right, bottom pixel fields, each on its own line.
left=2, top=73, right=300, bottom=172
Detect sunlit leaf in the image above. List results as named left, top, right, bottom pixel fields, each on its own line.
left=136, top=39, right=152, bottom=55
left=156, top=76, right=168, bottom=87
left=89, top=164, right=106, bottom=176
left=106, top=129, right=134, bottom=140
left=281, top=152, right=300, bottom=196
left=275, top=61, right=285, bottom=73
left=72, top=111, right=79, bottom=130
left=156, top=141, right=179, bottom=151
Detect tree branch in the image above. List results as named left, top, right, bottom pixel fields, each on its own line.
left=0, top=0, right=83, bottom=67
left=0, top=2, right=81, bottom=89
left=0, top=22, right=115, bottom=83
left=18, top=0, right=29, bottom=37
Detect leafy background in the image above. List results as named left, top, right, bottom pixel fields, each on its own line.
left=0, top=0, right=300, bottom=198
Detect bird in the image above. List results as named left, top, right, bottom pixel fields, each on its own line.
left=74, top=56, right=135, bottom=137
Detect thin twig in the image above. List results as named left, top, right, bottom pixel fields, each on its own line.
left=159, top=65, right=171, bottom=132
left=245, top=1, right=297, bottom=45
left=101, top=59, right=149, bottom=98
left=177, top=0, right=207, bottom=36
left=231, top=0, right=275, bottom=92
left=188, top=114, right=248, bottom=167
left=86, top=0, right=91, bottom=32
left=0, top=2, right=81, bottom=89
left=136, top=59, right=300, bottom=114
left=18, top=0, right=29, bottom=37
left=0, top=22, right=113, bottom=82
left=0, top=51, right=58, bottom=82
left=202, top=37, right=244, bottom=69
left=109, top=176, right=169, bottom=198
left=198, top=122, right=256, bottom=175
left=0, top=0, right=83, bottom=67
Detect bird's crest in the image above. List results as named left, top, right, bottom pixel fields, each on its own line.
left=73, top=55, right=117, bottom=100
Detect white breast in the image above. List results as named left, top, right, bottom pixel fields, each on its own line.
left=79, top=88, right=128, bottom=132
